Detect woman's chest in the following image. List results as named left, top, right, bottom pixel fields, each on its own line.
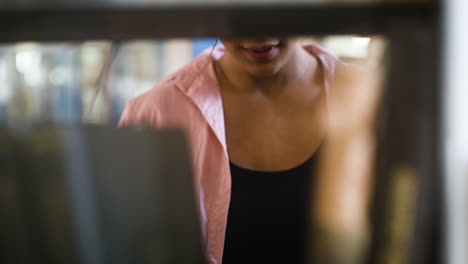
left=223, top=93, right=327, bottom=171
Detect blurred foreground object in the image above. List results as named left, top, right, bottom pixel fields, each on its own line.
left=0, top=126, right=204, bottom=264
left=443, top=0, right=468, bottom=264
left=309, top=37, right=386, bottom=264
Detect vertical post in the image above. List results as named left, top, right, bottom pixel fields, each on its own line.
left=369, top=16, right=442, bottom=264
left=443, top=0, right=468, bottom=264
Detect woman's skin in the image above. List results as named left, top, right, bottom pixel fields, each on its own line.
left=215, top=38, right=328, bottom=171
left=216, top=37, right=383, bottom=263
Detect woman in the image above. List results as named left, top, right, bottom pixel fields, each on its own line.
left=118, top=38, right=342, bottom=264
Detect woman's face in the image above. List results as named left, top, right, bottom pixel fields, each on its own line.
left=219, top=37, right=299, bottom=77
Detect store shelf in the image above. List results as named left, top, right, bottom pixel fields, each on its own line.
left=0, top=2, right=443, bottom=264
left=0, top=3, right=436, bottom=42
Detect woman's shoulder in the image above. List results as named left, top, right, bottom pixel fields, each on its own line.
left=118, top=52, right=214, bottom=127
left=303, top=44, right=345, bottom=80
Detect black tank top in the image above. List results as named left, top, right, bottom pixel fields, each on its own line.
left=222, top=154, right=317, bottom=264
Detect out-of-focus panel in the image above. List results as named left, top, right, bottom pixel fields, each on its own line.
left=443, top=0, right=468, bottom=264
left=0, top=0, right=435, bottom=11
left=0, top=4, right=436, bottom=42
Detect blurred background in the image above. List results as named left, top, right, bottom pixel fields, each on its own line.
left=0, top=36, right=374, bottom=126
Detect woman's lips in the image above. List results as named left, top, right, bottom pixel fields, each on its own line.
left=242, top=45, right=279, bottom=62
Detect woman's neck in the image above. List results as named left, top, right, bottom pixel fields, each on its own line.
left=215, top=45, right=317, bottom=97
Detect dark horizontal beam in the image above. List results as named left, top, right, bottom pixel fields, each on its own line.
left=0, top=4, right=437, bottom=43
